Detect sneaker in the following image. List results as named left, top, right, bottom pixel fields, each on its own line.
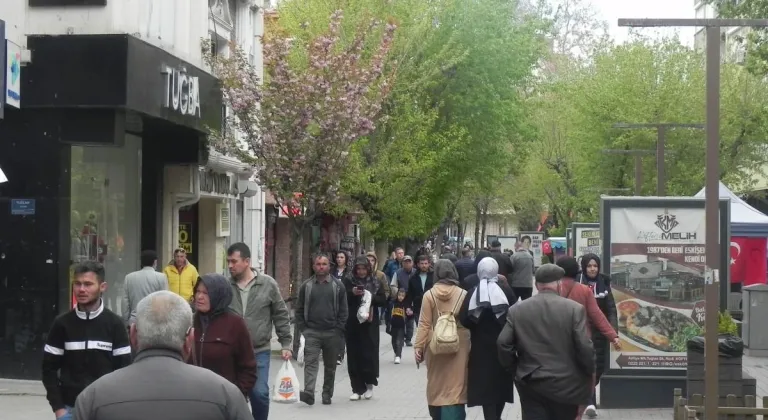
left=349, top=393, right=362, bottom=401
left=336, top=359, right=342, bottom=366
left=585, top=405, right=597, bottom=418
left=322, top=397, right=332, bottom=405
left=405, top=341, right=413, bottom=347
left=394, top=356, right=401, bottom=364
left=364, top=384, right=374, bottom=400
left=300, top=391, right=315, bottom=406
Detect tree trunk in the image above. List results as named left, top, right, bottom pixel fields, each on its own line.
left=456, top=217, right=464, bottom=252
left=480, top=202, right=489, bottom=248
left=474, top=205, right=481, bottom=249
left=289, top=218, right=304, bottom=300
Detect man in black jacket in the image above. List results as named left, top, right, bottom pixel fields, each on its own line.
left=42, top=261, right=131, bottom=420
left=490, top=240, right=514, bottom=278
left=454, top=248, right=475, bottom=284
left=406, top=255, right=434, bottom=325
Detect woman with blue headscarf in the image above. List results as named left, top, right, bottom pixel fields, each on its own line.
left=459, top=257, right=517, bottom=420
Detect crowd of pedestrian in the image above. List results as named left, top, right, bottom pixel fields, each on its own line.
left=40, top=239, right=620, bottom=420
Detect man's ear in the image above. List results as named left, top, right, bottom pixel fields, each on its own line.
left=99, top=281, right=108, bottom=294
left=129, top=324, right=138, bottom=349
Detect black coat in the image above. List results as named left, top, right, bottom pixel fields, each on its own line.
left=343, top=276, right=387, bottom=381
left=405, top=271, right=434, bottom=316
left=579, top=273, right=618, bottom=375
left=459, top=283, right=517, bottom=407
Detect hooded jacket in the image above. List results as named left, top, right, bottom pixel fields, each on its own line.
left=191, top=274, right=257, bottom=396
left=366, top=251, right=391, bottom=299
left=345, top=256, right=388, bottom=328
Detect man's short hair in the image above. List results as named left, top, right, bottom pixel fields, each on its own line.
left=313, top=252, right=331, bottom=263
left=417, top=254, right=431, bottom=263
left=140, top=250, right=158, bottom=268
left=395, top=247, right=404, bottom=253
left=135, top=291, right=193, bottom=353
left=462, top=248, right=472, bottom=257
left=73, top=261, right=105, bottom=283
left=227, top=242, right=251, bottom=260
left=491, top=240, right=502, bottom=248
left=556, top=257, right=580, bottom=279
left=521, top=235, right=531, bottom=243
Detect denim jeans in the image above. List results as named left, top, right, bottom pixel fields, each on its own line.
left=57, top=406, right=74, bottom=420
left=249, top=350, right=271, bottom=420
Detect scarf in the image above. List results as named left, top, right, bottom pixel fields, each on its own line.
left=434, top=259, right=460, bottom=286
left=468, top=257, right=509, bottom=322
left=352, top=255, right=380, bottom=294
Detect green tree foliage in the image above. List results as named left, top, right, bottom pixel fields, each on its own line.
left=524, top=37, right=768, bottom=226
left=276, top=0, right=548, bottom=240
left=708, top=0, right=768, bottom=76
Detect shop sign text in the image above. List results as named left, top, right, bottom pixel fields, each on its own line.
left=162, top=65, right=201, bottom=118
left=199, top=170, right=238, bottom=197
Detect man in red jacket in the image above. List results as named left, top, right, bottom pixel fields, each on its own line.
left=556, top=257, right=621, bottom=419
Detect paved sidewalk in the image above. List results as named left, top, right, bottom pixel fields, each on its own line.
left=0, top=326, right=674, bottom=420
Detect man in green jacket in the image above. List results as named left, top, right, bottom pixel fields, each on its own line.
left=228, top=243, right=292, bottom=420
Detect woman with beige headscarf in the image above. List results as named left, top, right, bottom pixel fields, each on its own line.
left=414, top=259, right=470, bottom=420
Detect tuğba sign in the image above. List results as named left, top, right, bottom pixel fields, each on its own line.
left=162, top=65, right=201, bottom=117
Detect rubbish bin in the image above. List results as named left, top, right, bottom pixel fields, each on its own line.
left=742, top=283, right=768, bottom=357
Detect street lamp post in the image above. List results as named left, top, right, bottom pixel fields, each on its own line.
left=612, top=123, right=704, bottom=196
left=618, top=18, right=768, bottom=420
left=601, top=149, right=655, bottom=195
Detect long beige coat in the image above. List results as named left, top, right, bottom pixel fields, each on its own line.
left=414, top=282, right=470, bottom=406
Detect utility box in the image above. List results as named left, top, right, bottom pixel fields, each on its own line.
left=742, top=284, right=768, bottom=357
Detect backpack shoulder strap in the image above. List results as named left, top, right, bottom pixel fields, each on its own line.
left=451, top=290, right=466, bottom=314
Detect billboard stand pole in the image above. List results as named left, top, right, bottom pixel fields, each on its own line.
left=618, top=18, right=768, bottom=419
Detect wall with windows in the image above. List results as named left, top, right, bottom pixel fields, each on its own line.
left=24, top=0, right=208, bottom=67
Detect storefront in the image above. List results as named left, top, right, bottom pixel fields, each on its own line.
left=0, top=34, right=222, bottom=379
left=190, top=163, right=254, bottom=275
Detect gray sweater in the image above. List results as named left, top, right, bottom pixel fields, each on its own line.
left=509, top=250, right=535, bottom=288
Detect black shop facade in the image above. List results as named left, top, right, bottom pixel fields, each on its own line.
left=0, top=34, right=222, bottom=378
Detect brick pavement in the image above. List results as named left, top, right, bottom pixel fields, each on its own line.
left=0, top=326, right=676, bottom=420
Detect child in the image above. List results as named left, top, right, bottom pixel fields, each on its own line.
left=387, top=289, right=413, bottom=364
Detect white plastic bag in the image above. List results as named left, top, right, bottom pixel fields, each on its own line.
left=297, top=335, right=306, bottom=367
left=272, top=360, right=301, bottom=404
left=357, top=290, right=372, bottom=323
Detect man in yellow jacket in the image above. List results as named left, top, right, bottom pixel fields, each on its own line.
left=163, top=248, right=199, bottom=302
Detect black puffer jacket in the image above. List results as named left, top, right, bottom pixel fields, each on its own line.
left=579, top=254, right=618, bottom=376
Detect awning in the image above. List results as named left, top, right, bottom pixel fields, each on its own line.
left=0, top=166, right=7, bottom=183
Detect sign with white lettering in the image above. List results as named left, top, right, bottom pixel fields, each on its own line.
left=162, top=65, right=201, bottom=118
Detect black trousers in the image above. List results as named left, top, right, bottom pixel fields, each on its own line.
left=517, top=383, right=578, bottom=420
left=391, top=327, right=405, bottom=357
left=590, top=372, right=603, bottom=406
left=481, top=403, right=506, bottom=420
left=405, top=317, right=415, bottom=343
left=512, top=287, right=533, bottom=301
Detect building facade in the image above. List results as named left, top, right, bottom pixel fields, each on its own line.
left=0, top=0, right=266, bottom=379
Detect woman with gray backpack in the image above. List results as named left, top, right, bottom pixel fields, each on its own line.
left=413, top=259, right=470, bottom=420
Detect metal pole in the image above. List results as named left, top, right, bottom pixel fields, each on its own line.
left=657, top=127, right=666, bottom=196
left=634, top=155, right=643, bottom=195
left=704, top=25, right=721, bottom=420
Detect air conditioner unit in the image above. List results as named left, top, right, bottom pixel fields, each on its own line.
left=348, top=224, right=360, bottom=240
left=736, top=48, right=746, bottom=65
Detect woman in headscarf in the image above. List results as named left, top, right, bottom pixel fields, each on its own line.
left=461, top=250, right=510, bottom=291
left=190, top=273, right=257, bottom=397
left=414, top=259, right=470, bottom=420
left=459, top=258, right=517, bottom=420
left=579, top=253, right=618, bottom=419
left=343, top=256, right=388, bottom=401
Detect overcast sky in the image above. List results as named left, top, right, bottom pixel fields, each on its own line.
left=591, top=0, right=696, bottom=46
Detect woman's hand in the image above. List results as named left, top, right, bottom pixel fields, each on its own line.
left=414, top=349, right=424, bottom=363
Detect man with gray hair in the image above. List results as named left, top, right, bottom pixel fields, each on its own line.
left=73, top=291, right=251, bottom=420
left=497, top=264, right=595, bottom=420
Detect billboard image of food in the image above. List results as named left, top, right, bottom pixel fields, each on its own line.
left=608, top=207, right=706, bottom=370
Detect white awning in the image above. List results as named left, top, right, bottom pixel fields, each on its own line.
left=0, top=166, right=7, bottom=183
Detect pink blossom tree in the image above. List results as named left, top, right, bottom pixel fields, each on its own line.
left=205, top=10, right=396, bottom=295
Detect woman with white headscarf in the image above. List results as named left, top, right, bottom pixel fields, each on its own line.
left=459, top=257, right=517, bottom=420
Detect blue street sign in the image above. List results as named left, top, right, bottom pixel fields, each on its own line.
left=11, top=199, right=35, bottom=215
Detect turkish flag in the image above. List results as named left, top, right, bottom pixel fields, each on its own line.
left=730, top=237, right=767, bottom=286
